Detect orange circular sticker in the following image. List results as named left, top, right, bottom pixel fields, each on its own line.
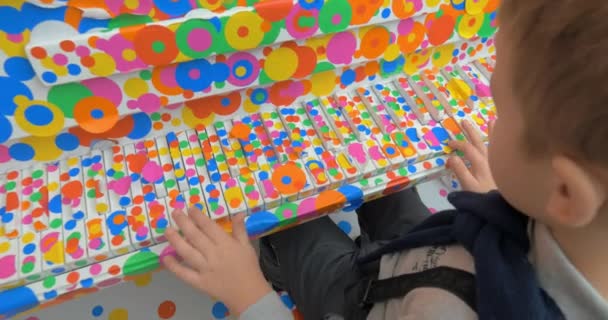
left=73, top=96, right=119, bottom=134
left=271, top=162, right=307, bottom=195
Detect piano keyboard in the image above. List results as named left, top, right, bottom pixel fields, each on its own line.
left=0, top=59, right=495, bottom=294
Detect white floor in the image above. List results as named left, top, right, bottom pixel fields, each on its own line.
left=18, top=179, right=455, bottom=320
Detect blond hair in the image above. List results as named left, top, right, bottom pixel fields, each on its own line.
left=499, top=0, right=608, bottom=169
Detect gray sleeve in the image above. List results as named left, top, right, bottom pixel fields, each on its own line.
left=238, top=292, right=294, bottom=320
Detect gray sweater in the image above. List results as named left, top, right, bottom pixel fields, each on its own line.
left=240, top=222, right=608, bottom=320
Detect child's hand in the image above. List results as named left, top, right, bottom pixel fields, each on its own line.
left=447, top=120, right=497, bottom=193
left=163, top=208, right=272, bottom=316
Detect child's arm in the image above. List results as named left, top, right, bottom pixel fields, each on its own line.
left=163, top=208, right=293, bottom=320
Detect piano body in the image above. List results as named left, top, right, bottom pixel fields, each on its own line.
left=0, top=0, right=497, bottom=317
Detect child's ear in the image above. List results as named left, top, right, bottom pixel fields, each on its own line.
left=546, top=156, right=606, bottom=228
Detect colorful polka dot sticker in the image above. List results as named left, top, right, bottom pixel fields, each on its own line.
left=158, top=300, right=176, bottom=319
left=92, top=305, right=104, bottom=317
left=271, top=162, right=307, bottom=195
left=108, top=308, right=129, bottom=320
left=211, top=301, right=230, bottom=319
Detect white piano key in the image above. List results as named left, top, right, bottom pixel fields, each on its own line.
left=420, top=68, right=489, bottom=140
left=218, top=121, right=264, bottom=214
left=102, top=146, right=132, bottom=210
left=195, top=128, right=224, bottom=183
left=0, top=237, right=19, bottom=288
left=215, top=121, right=265, bottom=213
left=59, top=157, right=90, bottom=269
left=460, top=62, right=497, bottom=119
left=155, top=137, right=181, bottom=201
left=262, top=110, right=316, bottom=200
left=303, top=100, right=344, bottom=151
left=145, top=198, right=170, bottom=242
left=205, top=126, right=248, bottom=216
left=176, top=132, right=211, bottom=216
left=203, top=126, right=234, bottom=182
left=29, top=164, right=49, bottom=233
left=142, top=139, right=168, bottom=199
left=440, top=65, right=494, bottom=114
left=398, top=75, right=468, bottom=147
left=123, top=144, right=154, bottom=248
left=2, top=171, right=21, bottom=239
left=394, top=78, right=433, bottom=124
left=420, top=70, right=460, bottom=116
left=299, top=102, right=347, bottom=189
left=279, top=104, right=331, bottom=194
left=18, top=230, right=42, bottom=282
left=0, top=175, right=20, bottom=287
left=370, top=83, right=408, bottom=129
left=84, top=214, right=113, bottom=261
left=233, top=115, right=283, bottom=210
left=165, top=132, right=190, bottom=193
left=372, top=82, right=444, bottom=160
left=404, top=75, right=447, bottom=121
left=82, top=151, right=111, bottom=216
left=291, top=160, right=316, bottom=199
left=259, top=110, right=290, bottom=164
left=457, top=63, right=492, bottom=101
left=356, top=87, right=399, bottom=135
left=125, top=143, right=165, bottom=244
left=320, top=97, right=380, bottom=180
left=19, top=168, right=34, bottom=233
left=214, top=121, right=244, bottom=177
left=473, top=59, right=493, bottom=82
left=276, top=106, right=329, bottom=195
left=337, top=90, right=407, bottom=171
left=357, top=86, right=421, bottom=164
left=186, top=129, right=230, bottom=221
left=105, top=207, right=134, bottom=256
left=40, top=162, right=66, bottom=275
left=251, top=155, right=281, bottom=210
left=166, top=193, right=187, bottom=229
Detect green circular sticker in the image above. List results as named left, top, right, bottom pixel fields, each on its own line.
left=318, top=0, right=353, bottom=34
left=43, top=276, right=56, bottom=288
left=478, top=13, right=498, bottom=38
left=176, top=19, right=220, bottom=59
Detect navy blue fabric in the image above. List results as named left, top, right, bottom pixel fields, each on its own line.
left=358, top=191, right=565, bottom=320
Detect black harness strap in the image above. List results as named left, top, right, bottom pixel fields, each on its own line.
left=360, top=266, right=477, bottom=312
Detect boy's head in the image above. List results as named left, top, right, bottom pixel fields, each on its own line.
left=489, top=0, right=608, bottom=228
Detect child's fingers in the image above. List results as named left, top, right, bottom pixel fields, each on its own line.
left=447, top=156, right=478, bottom=190
left=448, top=139, right=487, bottom=170
left=181, top=209, right=215, bottom=252
left=188, top=207, right=227, bottom=244
left=488, top=119, right=496, bottom=136
left=166, top=227, right=207, bottom=268
left=461, top=120, right=486, bottom=155
left=172, top=210, right=212, bottom=254
left=231, top=213, right=250, bottom=245
left=163, top=256, right=201, bottom=287
left=449, top=141, right=488, bottom=172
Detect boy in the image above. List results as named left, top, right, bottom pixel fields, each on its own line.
left=161, top=0, right=608, bottom=318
